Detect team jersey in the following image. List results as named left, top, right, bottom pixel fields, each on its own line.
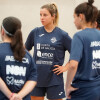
left=25, top=26, right=71, bottom=87
left=0, top=43, right=37, bottom=100
left=70, top=28, right=100, bottom=88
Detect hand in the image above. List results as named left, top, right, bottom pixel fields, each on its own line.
left=10, top=93, right=22, bottom=100
left=66, top=86, right=78, bottom=99
left=52, top=65, right=69, bottom=75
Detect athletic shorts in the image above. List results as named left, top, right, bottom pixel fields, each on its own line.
left=67, top=85, right=100, bottom=100
left=31, top=84, right=65, bottom=99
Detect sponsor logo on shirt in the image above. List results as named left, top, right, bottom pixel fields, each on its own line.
left=6, top=76, right=24, bottom=86
left=37, top=43, right=40, bottom=50
left=36, top=60, right=53, bottom=65
left=92, top=50, right=100, bottom=60
left=90, top=41, right=100, bottom=47
left=37, top=51, right=53, bottom=58
left=6, top=76, right=14, bottom=85
left=36, top=43, right=55, bottom=50
left=92, top=61, right=100, bottom=69
left=6, top=65, right=26, bottom=76
left=5, top=56, right=29, bottom=64
left=6, top=65, right=26, bottom=86
left=36, top=43, right=55, bottom=65
left=90, top=41, right=100, bottom=69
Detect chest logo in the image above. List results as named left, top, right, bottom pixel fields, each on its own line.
left=51, top=37, right=57, bottom=43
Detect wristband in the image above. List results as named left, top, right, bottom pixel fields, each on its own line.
left=10, top=93, right=14, bottom=98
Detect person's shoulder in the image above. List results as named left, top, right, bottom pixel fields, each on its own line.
left=0, top=43, right=8, bottom=56
left=31, top=26, right=43, bottom=31
left=0, top=43, right=2, bottom=51
left=0, top=43, right=7, bottom=48
left=0, top=42, right=2, bottom=46
left=56, top=27, right=69, bottom=36
left=73, top=30, right=87, bottom=41
left=74, top=30, right=84, bottom=36
left=30, top=27, right=39, bottom=32
left=56, top=27, right=67, bottom=33
left=30, top=26, right=43, bottom=34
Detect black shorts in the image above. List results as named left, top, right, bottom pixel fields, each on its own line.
left=31, top=84, right=65, bottom=99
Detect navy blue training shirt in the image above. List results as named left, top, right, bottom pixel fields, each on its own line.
left=70, top=28, right=100, bottom=88
left=25, top=26, right=71, bottom=87
left=0, top=43, right=37, bottom=100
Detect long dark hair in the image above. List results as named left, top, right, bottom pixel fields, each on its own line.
left=97, top=10, right=100, bottom=29
left=75, top=0, right=98, bottom=23
left=2, top=17, right=25, bottom=61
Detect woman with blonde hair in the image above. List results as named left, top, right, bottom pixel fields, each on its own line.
left=25, top=3, right=71, bottom=100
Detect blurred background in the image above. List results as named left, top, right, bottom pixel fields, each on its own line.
left=0, top=0, right=100, bottom=99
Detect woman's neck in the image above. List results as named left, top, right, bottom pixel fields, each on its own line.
left=3, top=38, right=12, bottom=43
left=44, top=24, right=56, bottom=33
left=82, top=22, right=94, bottom=29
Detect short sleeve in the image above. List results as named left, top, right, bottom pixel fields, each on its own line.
left=70, top=34, right=83, bottom=62
left=0, top=69, right=1, bottom=77
left=63, top=32, right=72, bottom=53
left=27, top=56, right=37, bottom=81
left=25, top=28, right=37, bottom=51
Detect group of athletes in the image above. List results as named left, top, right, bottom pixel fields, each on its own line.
left=0, top=0, right=100, bottom=100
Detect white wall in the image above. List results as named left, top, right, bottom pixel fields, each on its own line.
left=1, top=0, right=100, bottom=41
left=0, top=0, right=76, bottom=41
left=0, top=0, right=100, bottom=100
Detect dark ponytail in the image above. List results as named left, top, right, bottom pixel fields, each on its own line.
left=2, top=17, right=25, bottom=61
left=97, top=10, right=100, bottom=29
left=11, top=29, right=25, bottom=61
left=88, top=0, right=94, bottom=6
left=75, top=0, right=98, bottom=23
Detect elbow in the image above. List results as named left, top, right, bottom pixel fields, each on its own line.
left=35, top=81, right=37, bottom=86
left=70, top=64, right=77, bottom=70
left=69, top=60, right=78, bottom=70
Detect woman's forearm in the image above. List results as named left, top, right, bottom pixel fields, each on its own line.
left=66, top=60, right=78, bottom=88
left=0, top=78, right=12, bottom=99
left=18, top=81, right=37, bottom=98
